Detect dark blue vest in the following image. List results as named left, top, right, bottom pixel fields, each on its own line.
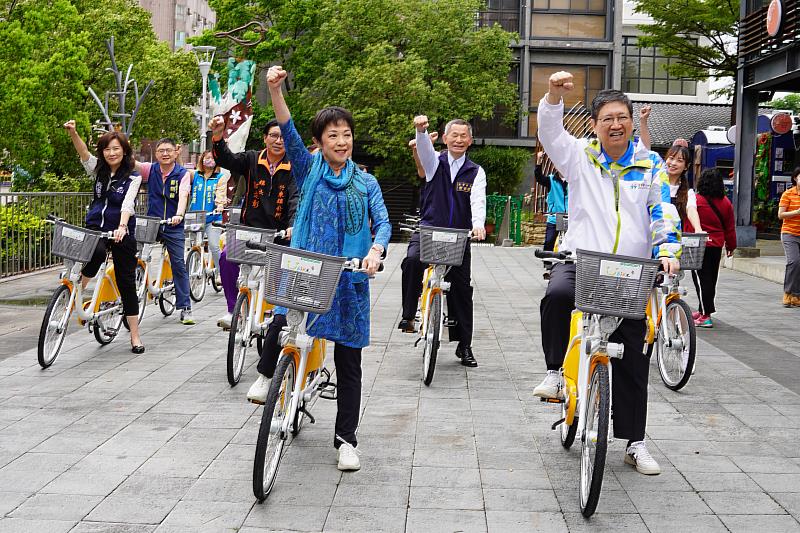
left=147, top=163, right=187, bottom=230
left=420, top=152, right=479, bottom=229
left=85, top=173, right=138, bottom=234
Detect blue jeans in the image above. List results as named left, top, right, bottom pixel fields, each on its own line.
left=160, top=228, right=191, bottom=310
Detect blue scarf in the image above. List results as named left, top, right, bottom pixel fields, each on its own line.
left=291, top=152, right=372, bottom=260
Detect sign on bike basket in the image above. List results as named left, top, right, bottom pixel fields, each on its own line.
left=134, top=215, right=161, bottom=244
left=678, top=233, right=708, bottom=271
left=419, top=225, right=469, bottom=266
left=225, top=225, right=277, bottom=265
left=261, top=244, right=346, bottom=314
left=575, top=249, right=659, bottom=320
left=51, top=221, right=103, bottom=262
left=183, top=211, right=207, bottom=233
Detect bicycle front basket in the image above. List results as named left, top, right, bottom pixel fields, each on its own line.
left=225, top=224, right=277, bottom=265
left=575, top=249, right=660, bottom=320
left=419, top=226, right=470, bottom=266
left=134, top=215, right=161, bottom=244
left=183, top=210, right=206, bottom=233
left=51, top=221, right=103, bottom=263
left=262, top=243, right=346, bottom=314
left=679, top=233, right=708, bottom=271
left=555, top=213, right=569, bottom=233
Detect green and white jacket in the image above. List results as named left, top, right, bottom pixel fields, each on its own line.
left=537, top=97, right=682, bottom=260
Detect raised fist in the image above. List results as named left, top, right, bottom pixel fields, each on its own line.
left=548, top=71, right=574, bottom=99
left=266, top=66, right=287, bottom=90
left=209, top=115, right=225, bottom=136
left=413, top=115, right=429, bottom=133
left=639, top=104, right=652, bottom=121
left=63, top=120, right=77, bottom=132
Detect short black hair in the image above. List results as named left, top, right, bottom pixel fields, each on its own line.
left=155, top=137, right=177, bottom=149
left=263, top=119, right=279, bottom=136
left=792, top=166, right=800, bottom=186
left=311, top=106, right=354, bottom=142
left=590, top=89, right=633, bottom=120
left=696, top=168, right=725, bottom=199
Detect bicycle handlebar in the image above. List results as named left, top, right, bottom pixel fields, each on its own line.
left=534, top=249, right=571, bottom=260
left=244, top=241, right=383, bottom=273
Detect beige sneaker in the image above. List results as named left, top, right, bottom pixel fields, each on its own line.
left=246, top=374, right=270, bottom=405
left=624, top=441, right=661, bottom=475
left=533, top=370, right=561, bottom=399
left=337, top=443, right=361, bottom=471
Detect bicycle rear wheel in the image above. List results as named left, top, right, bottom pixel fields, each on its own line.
left=227, top=292, right=249, bottom=386
left=560, top=394, right=578, bottom=449
left=135, top=262, right=147, bottom=324
left=158, top=282, right=175, bottom=316
left=93, top=300, right=123, bottom=345
left=421, top=291, right=442, bottom=386
left=187, top=249, right=206, bottom=302
left=38, top=285, right=72, bottom=368
left=253, top=354, right=295, bottom=502
left=210, top=266, right=222, bottom=293
left=656, top=298, right=696, bottom=391
left=580, top=362, right=610, bottom=517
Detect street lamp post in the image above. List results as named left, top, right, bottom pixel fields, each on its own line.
left=192, top=45, right=216, bottom=153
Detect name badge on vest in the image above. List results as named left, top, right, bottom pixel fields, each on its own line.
left=456, top=181, right=472, bottom=193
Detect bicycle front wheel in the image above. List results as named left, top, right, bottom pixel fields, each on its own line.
left=253, top=354, right=295, bottom=502
left=135, top=261, right=147, bottom=324
left=657, top=298, right=696, bottom=391
left=421, top=291, right=442, bottom=386
left=580, top=362, right=610, bottom=517
left=187, top=249, right=206, bottom=302
left=227, top=292, right=249, bottom=386
left=38, top=284, right=72, bottom=368
left=210, top=267, right=222, bottom=293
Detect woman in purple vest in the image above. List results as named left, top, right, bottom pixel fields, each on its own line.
left=63, top=120, right=144, bottom=353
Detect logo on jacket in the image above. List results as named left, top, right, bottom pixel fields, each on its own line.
left=456, top=181, right=472, bottom=193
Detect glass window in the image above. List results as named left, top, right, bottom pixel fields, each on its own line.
left=620, top=36, right=697, bottom=96
left=529, top=64, right=606, bottom=137
left=175, top=4, right=186, bottom=20
left=531, top=13, right=605, bottom=39
left=174, top=31, right=186, bottom=48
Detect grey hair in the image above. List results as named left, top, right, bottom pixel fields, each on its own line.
left=444, top=119, right=472, bottom=137
left=590, top=89, right=633, bottom=120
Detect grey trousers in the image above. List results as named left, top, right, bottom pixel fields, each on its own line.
left=782, top=233, right=800, bottom=296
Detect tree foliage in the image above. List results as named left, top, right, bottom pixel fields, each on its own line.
left=768, top=94, right=800, bottom=114
left=633, top=0, right=739, bottom=88
left=0, top=0, right=199, bottom=185
left=195, top=0, right=518, bottom=181
left=469, top=145, right=532, bottom=195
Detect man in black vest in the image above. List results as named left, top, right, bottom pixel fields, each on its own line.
left=399, top=115, right=487, bottom=367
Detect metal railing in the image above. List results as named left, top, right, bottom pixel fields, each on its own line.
left=0, top=191, right=148, bottom=278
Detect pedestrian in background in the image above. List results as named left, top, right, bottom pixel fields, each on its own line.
left=778, top=166, right=800, bottom=307
left=692, top=169, right=736, bottom=327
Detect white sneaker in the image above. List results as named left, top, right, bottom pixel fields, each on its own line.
left=247, top=374, right=270, bottom=405
left=217, top=312, right=232, bottom=329
left=533, top=370, right=561, bottom=399
left=625, top=441, right=661, bottom=475
left=337, top=442, right=361, bottom=471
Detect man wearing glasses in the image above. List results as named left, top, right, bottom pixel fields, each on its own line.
left=532, top=72, right=681, bottom=476
left=143, top=138, right=195, bottom=324
left=210, top=119, right=299, bottom=401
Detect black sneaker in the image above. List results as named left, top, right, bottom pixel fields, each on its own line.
left=398, top=319, right=416, bottom=333
left=456, top=345, right=478, bottom=367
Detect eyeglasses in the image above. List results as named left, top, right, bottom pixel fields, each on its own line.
left=598, top=115, right=632, bottom=126
left=156, top=148, right=175, bottom=154
left=266, top=133, right=283, bottom=140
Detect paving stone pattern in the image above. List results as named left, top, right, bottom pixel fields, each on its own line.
left=0, top=245, right=799, bottom=532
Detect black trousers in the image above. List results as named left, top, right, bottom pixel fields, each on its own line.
left=258, top=315, right=362, bottom=448
left=543, top=223, right=558, bottom=252
left=401, top=233, right=473, bottom=346
left=540, top=263, right=650, bottom=441
left=691, top=246, right=722, bottom=316
left=81, top=235, right=139, bottom=317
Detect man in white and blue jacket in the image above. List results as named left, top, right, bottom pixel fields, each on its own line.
left=533, top=72, right=682, bottom=476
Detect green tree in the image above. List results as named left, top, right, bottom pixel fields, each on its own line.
left=196, top=0, right=519, bottom=181
left=768, top=93, right=800, bottom=114
left=632, top=0, right=738, bottom=95
left=469, top=145, right=531, bottom=195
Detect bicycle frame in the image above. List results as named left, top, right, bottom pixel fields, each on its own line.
left=645, top=274, right=684, bottom=346
left=140, top=242, right=174, bottom=299
left=418, top=264, right=449, bottom=342
left=57, top=255, right=124, bottom=330
left=238, top=264, right=273, bottom=341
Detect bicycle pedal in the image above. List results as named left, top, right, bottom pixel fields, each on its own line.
left=318, top=380, right=338, bottom=400
left=444, top=319, right=458, bottom=327
left=540, top=397, right=565, bottom=404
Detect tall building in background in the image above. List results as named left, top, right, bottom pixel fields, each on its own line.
left=138, top=0, right=216, bottom=51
